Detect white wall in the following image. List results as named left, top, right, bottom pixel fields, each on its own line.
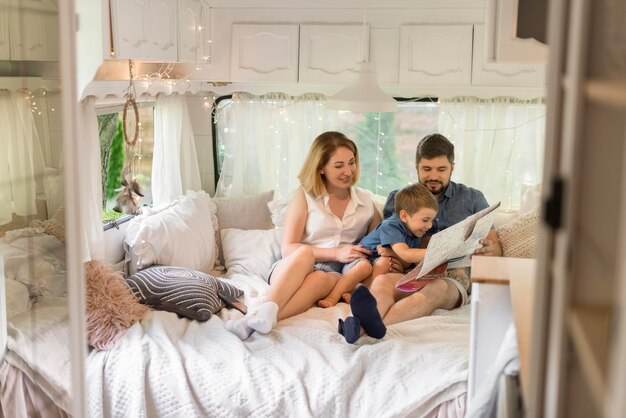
left=75, top=0, right=104, bottom=99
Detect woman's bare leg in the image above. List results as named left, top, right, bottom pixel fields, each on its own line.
left=265, top=246, right=315, bottom=309
left=241, top=246, right=317, bottom=336
left=318, top=261, right=372, bottom=308
left=279, top=270, right=338, bottom=319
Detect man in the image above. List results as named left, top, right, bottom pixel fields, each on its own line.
left=338, top=133, right=502, bottom=344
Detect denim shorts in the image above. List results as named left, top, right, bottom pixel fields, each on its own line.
left=264, top=258, right=366, bottom=283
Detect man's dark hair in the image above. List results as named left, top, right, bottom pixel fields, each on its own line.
left=415, top=133, right=455, bottom=164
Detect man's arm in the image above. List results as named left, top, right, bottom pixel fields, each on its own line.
left=382, top=190, right=398, bottom=219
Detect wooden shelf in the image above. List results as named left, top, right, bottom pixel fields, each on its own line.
left=585, top=80, right=626, bottom=107
left=567, top=305, right=612, bottom=414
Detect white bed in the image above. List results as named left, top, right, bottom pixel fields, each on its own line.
left=87, top=270, right=470, bottom=417
left=1, top=192, right=473, bottom=417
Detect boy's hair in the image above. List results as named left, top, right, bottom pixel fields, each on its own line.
left=394, top=183, right=438, bottom=216
left=298, top=131, right=360, bottom=197
left=415, top=133, right=455, bottom=164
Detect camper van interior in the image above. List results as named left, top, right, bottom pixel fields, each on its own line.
left=1, top=0, right=625, bottom=417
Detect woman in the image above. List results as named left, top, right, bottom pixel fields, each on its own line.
left=226, top=131, right=394, bottom=340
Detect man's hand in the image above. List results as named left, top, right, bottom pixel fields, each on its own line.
left=473, top=229, right=502, bottom=257
left=474, top=238, right=497, bottom=256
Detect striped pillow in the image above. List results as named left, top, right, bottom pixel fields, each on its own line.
left=126, top=265, right=243, bottom=321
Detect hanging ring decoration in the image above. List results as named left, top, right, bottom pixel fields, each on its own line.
left=122, top=95, right=139, bottom=147
left=122, top=59, right=140, bottom=147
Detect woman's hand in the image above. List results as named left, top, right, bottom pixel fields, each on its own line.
left=336, top=244, right=372, bottom=263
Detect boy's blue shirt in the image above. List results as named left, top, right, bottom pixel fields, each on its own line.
left=382, top=181, right=489, bottom=236
left=358, top=214, right=422, bottom=262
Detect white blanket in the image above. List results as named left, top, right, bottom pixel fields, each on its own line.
left=87, top=272, right=470, bottom=418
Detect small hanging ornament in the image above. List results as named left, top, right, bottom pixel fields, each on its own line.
left=114, top=59, right=144, bottom=214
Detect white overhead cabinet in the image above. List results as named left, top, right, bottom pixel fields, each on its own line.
left=178, top=0, right=211, bottom=63
left=472, top=25, right=545, bottom=87
left=7, top=0, right=58, bottom=61
left=484, top=0, right=548, bottom=63
left=298, top=24, right=366, bottom=84
left=110, top=0, right=178, bottom=61
left=399, top=25, right=473, bottom=86
left=230, top=24, right=299, bottom=83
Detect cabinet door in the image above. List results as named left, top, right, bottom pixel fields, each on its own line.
left=147, top=0, right=177, bottom=61
left=231, top=24, right=299, bottom=82
left=110, top=0, right=149, bottom=59
left=9, top=0, right=58, bottom=61
left=111, top=0, right=177, bottom=61
left=399, top=25, right=472, bottom=86
left=484, top=0, right=548, bottom=63
left=299, top=24, right=366, bottom=84
left=178, top=0, right=210, bottom=63
left=472, top=25, right=545, bottom=87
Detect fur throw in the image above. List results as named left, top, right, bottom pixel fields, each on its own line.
left=85, top=260, right=150, bottom=350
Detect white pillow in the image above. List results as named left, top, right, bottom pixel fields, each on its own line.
left=5, top=278, right=32, bottom=317
left=124, top=190, right=218, bottom=275
left=220, top=228, right=282, bottom=277
left=214, top=190, right=275, bottom=267
left=267, top=198, right=289, bottom=228
left=1, top=231, right=67, bottom=297
left=519, top=183, right=542, bottom=215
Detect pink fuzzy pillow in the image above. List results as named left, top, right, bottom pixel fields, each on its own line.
left=85, top=260, right=150, bottom=350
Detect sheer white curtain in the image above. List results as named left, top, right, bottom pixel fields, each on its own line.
left=437, top=97, right=545, bottom=209
left=0, top=91, right=46, bottom=225
left=214, top=94, right=546, bottom=209
left=215, top=93, right=339, bottom=199
left=78, top=96, right=105, bottom=261
left=152, top=94, right=202, bottom=206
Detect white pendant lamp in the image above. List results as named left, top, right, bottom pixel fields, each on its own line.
left=326, top=62, right=398, bottom=113
left=326, top=0, right=397, bottom=113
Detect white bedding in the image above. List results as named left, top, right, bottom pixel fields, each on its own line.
left=3, top=227, right=471, bottom=417
left=86, top=272, right=470, bottom=418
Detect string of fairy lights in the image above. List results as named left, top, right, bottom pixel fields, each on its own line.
left=215, top=95, right=545, bottom=205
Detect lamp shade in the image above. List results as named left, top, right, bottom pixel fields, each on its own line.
left=326, top=62, right=398, bottom=113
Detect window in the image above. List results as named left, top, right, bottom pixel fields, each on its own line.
left=98, top=104, right=155, bottom=220
left=213, top=94, right=545, bottom=210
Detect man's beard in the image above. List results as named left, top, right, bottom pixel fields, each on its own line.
left=423, top=180, right=447, bottom=195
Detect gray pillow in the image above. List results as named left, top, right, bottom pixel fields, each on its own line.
left=126, top=265, right=243, bottom=321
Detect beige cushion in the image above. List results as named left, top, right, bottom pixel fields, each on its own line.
left=214, top=190, right=274, bottom=267
left=496, top=206, right=540, bottom=258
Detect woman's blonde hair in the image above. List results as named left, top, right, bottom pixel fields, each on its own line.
left=298, top=131, right=360, bottom=197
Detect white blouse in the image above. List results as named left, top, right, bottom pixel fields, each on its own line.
left=301, top=186, right=375, bottom=248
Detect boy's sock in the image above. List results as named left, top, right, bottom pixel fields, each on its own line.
left=338, top=316, right=361, bottom=344
left=247, top=301, right=279, bottom=334
left=350, top=285, right=386, bottom=339
left=225, top=316, right=254, bottom=340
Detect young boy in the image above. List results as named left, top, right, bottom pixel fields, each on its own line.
left=359, top=182, right=438, bottom=275
left=319, top=183, right=438, bottom=308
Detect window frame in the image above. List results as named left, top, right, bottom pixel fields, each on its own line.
left=97, top=99, right=157, bottom=229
